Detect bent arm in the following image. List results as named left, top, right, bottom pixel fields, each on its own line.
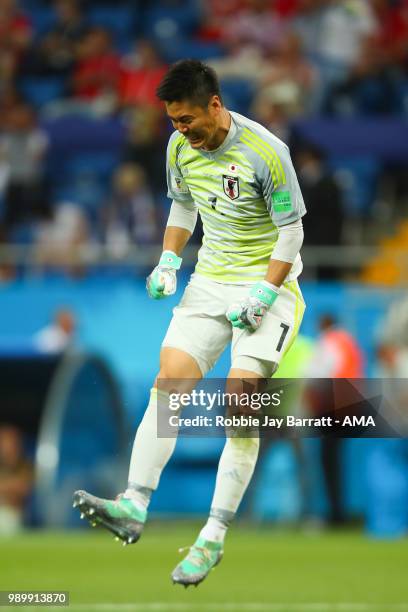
left=265, top=218, right=304, bottom=286
left=164, top=199, right=198, bottom=256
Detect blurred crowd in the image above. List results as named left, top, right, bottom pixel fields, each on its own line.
left=0, top=0, right=407, bottom=278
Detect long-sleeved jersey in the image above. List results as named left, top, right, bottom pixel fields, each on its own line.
left=166, top=111, right=306, bottom=282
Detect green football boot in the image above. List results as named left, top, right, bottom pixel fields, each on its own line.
left=72, top=490, right=146, bottom=545
left=171, top=537, right=223, bottom=587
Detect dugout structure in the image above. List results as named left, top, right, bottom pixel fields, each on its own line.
left=0, top=352, right=127, bottom=527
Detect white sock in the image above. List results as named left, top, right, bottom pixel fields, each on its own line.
left=123, top=485, right=152, bottom=512
left=127, top=388, right=178, bottom=503
left=199, top=516, right=229, bottom=543
left=200, top=434, right=260, bottom=543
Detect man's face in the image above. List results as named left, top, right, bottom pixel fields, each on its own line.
left=165, top=97, right=222, bottom=150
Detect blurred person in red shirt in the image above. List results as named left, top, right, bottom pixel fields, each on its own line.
left=371, top=0, right=408, bottom=67
left=305, top=314, right=365, bottom=526
left=198, top=0, right=300, bottom=42
left=72, top=27, right=121, bottom=104
left=221, top=0, right=288, bottom=55
left=120, top=43, right=168, bottom=197
left=119, top=40, right=167, bottom=109
left=308, top=315, right=364, bottom=380
left=0, top=0, right=33, bottom=83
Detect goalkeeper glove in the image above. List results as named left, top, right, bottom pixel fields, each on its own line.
left=226, top=281, right=279, bottom=332
left=146, top=250, right=182, bottom=299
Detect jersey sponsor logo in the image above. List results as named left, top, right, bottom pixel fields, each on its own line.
left=272, top=190, right=292, bottom=212
left=223, top=175, right=239, bottom=200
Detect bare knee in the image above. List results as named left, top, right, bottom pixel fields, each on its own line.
left=154, top=347, right=202, bottom=394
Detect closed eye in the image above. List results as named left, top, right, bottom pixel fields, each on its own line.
left=169, top=115, right=194, bottom=126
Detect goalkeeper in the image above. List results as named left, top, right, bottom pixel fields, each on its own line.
left=74, top=60, right=306, bottom=587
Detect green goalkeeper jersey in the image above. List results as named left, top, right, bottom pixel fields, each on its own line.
left=166, top=111, right=306, bottom=283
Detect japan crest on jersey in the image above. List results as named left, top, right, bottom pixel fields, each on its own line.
left=223, top=175, right=239, bottom=200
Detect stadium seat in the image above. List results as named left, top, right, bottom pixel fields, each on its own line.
left=62, top=152, right=119, bottom=179
left=8, top=223, right=36, bottom=246
left=159, top=38, right=225, bottom=64
left=19, top=77, right=66, bottom=108
left=53, top=174, right=106, bottom=220
left=87, top=5, right=137, bottom=42
left=220, top=79, right=255, bottom=117
left=394, top=78, right=408, bottom=115
left=328, top=156, right=380, bottom=217
left=143, top=1, right=201, bottom=40
left=29, top=6, right=56, bottom=38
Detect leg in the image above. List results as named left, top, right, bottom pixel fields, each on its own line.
left=199, top=368, right=261, bottom=540
left=321, top=437, right=344, bottom=525
left=74, top=274, right=232, bottom=544
left=73, top=347, right=202, bottom=544
left=172, top=368, right=262, bottom=587
left=172, top=282, right=306, bottom=585
left=127, top=347, right=202, bottom=493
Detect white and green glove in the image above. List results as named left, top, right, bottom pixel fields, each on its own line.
left=146, top=250, right=182, bottom=299
left=226, top=281, right=279, bottom=332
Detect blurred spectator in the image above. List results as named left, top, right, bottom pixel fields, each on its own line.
left=201, top=0, right=301, bottom=25
left=371, top=0, right=408, bottom=68
left=305, top=314, right=365, bottom=526
left=0, top=425, right=33, bottom=535
left=0, top=0, right=33, bottom=84
left=377, top=294, right=408, bottom=378
left=33, top=307, right=76, bottom=353
left=295, top=143, right=343, bottom=279
left=221, top=0, right=288, bottom=55
left=101, top=163, right=158, bottom=257
left=24, top=0, right=88, bottom=77
left=122, top=106, right=167, bottom=198
left=118, top=43, right=167, bottom=191
left=119, top=40, right=167, bottom=108
left=251, top=84, right=295, bottom=142
left=0, top=103, right=50, bottom=232
left=307, top=314, right=365, bottom=379
left=208, top=0, right=288, bottom=83
left=72, top=27, right=121, bottom=112
left=34, top=202, right=91, bottom=275
left=324, top=35, right=402, bottom=116
left=209, top=45, right=267, bottom=83
left=293, top=0, right=377, bottom=103
left=197, top=0, right=245, bottom=42
left=252, top=31, right=318, bottom=119
left=0, top=85, right=22, bottom=130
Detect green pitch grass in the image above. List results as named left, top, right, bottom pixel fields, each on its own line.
left=2, top=523, right=408, bottom=612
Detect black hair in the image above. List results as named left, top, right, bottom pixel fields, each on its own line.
left=156, top=59, right=222, bottom=108
left=319, top=314, right=337, bottom=331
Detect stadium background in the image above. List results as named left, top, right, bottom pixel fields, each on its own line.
left=1, top=0, right=408, bottom=609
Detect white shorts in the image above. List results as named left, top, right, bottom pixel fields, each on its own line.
left=162, top=274, right=305, bottom=377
